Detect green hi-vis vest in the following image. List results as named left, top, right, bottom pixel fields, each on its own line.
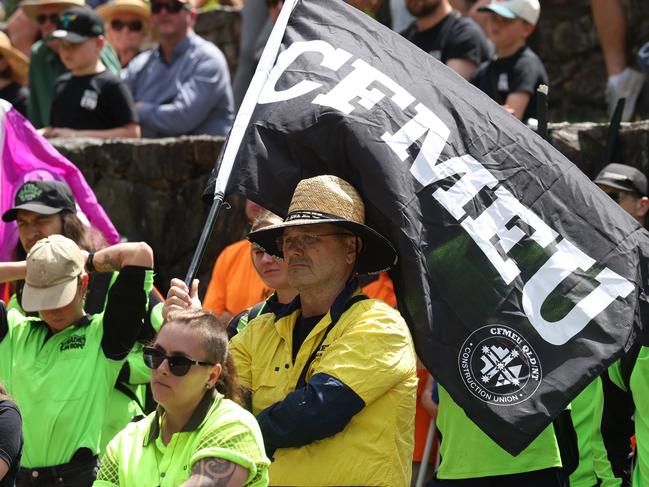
left=94, top=391, right=270, bottom=487
left=436, top=385, right=562, bottom=479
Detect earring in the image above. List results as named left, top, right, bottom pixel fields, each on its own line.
left=204, top=383, right=211, bottom=390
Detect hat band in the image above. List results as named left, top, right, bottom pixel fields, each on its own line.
left=285, top=210, right=348, bottom=222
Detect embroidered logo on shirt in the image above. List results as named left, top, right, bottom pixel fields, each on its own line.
left=80, top=90, right=98, bottom=111
left=60, top=335, right=86, bottom=352
left=498, top=73, right=509, bottom=92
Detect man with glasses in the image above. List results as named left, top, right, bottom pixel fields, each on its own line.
left=594, top=163, right=649, bottom=226
left=123, top=0, right=234, bottom=137
left=20, top=0, right=121, bottom=128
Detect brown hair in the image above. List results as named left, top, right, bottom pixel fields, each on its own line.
left=165, top=308, right=243, bottom=405
left=0, top=382, right=10, bottom=402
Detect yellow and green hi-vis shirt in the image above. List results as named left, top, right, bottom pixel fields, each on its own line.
left=94, top=391, right=270, bottom=487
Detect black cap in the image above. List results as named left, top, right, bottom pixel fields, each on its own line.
left=2, top=181, right=77, bottom=222
left=594, top=163, right=648, bottom=196
left=50, top=7, right=104, bottom=44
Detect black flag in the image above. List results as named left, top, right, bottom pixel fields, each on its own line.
left=207, top=0, right=649, bottom=455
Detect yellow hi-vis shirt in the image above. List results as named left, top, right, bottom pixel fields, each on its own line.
left=94, top=391, right=270, bottom=487
left=230, top=294, right=418, bottom=486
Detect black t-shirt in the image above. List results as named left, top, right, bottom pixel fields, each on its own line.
left=0, top=400, right=22, bottom=487
left=292, top=314, right=324, bottom=362
left=0, top=82, right=28, bottom=118
left=50, top=70, right=138, bottom=130
left=401, top=12, right=490, bottom=67
left=471, top=46, right=549, bottom=121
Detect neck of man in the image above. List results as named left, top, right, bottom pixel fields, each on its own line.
left=71, top=59, right=106, bottom=77
left=276, top=287, right=298, bottom=304
left=416, top=1, right=452, bottom=32
left=161, top=393, right=204, bottom=444
left=495, top=38, right=526, bottom=58
left=299, top=272, right=353, bottom=318
left=118, top=49, right=138, bottom=68
left=159, top=28, right=191, bottom=62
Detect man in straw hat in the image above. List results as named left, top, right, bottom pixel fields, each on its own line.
left=22, top=0, right=121, bottom=128
left=165, top=175, right=417, bottom=486
left=0, top=31, right=29, bottom=116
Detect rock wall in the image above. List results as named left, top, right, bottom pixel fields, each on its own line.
left=195, top=7, right=242, bottom=79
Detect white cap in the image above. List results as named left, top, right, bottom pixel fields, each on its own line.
left=478, top=0, right=541, bottom=26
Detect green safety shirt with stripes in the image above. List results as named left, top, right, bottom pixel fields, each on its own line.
left=94, top=390, right=270, bottom=487
left=0, top=266, right=153, bottom=468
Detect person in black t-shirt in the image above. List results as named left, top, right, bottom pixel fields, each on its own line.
left=401, top=0, right=490, bottom=80
left=0, top=31, right=29, bottom=117
left=43, top=7, right=139, bottom=138
left=0, top=383, right=22, bottom=487
left=471, top=0, right=548, bottom=122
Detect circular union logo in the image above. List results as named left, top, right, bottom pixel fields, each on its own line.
left=458, top=325, right=542, bottom=406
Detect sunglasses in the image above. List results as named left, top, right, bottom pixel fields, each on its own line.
left=151, top=1, right=186, bottom=14
left=110, top=19, right=144, bottom=32
left=36, top=13, right=60, bottom=25
left=143, top=346, right=215, bottom=377
left=606, top=192, right=622, bottom=204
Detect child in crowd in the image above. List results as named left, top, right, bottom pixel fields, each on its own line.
left=43, top=6, right=140, bottom=138
left=471, top=0, right=548, bottom=122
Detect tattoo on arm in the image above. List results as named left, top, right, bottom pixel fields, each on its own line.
left=95, top=253, right=119, bottom=273
left=182, top=458, right=246, bottom=487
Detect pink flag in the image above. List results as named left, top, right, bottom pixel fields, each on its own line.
left=0, top=100, right=120, bottom=262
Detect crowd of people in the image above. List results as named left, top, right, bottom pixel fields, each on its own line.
left=0, top=0, right=648, bottom=486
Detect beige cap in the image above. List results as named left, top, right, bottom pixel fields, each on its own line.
left=96, top=0, right=150, bottom=21
left=22, top=235, right=85, bottom=312
left=20, top=0, right=85, bottom=20
left=478, top=0, right=540, bottom=26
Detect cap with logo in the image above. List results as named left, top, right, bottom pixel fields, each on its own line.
left=594, top=163, right=648, bottom=196
left=22, top=235, right=86, bottom=312
left=50, top=6, right=105, bottom=43
left=478, top=0, right=540, bottom=26
left=2, top=180, right=77, bottom=222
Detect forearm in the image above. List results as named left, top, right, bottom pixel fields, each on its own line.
left=91, top=242, right=154, bottom=272
left=0, top=262, right=26, bottom=283
left=70, top=124, right=141, bottom=139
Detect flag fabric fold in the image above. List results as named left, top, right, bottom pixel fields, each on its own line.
left=206, top=0, right=649, bottom=455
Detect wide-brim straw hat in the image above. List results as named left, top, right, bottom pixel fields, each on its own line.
left=0, top=32, right=28, bottom=86
left=96, top=0, right=150, bottom=21
left=20, top=0, right=85, bottom=19
left=247, top=175, right=397, bottom=275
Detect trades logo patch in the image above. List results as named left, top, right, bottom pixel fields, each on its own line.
left=60, top=335, right=86, bottom=352
left=458, top=325, right=541, bottom=406
left=17, top=183, right=43, bottom=203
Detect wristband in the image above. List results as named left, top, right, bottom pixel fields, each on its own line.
left=86, top=250, right=97, bottom=273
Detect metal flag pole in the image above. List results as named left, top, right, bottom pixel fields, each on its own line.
left=600, top=97, right=626, bottom=174
left=183, top=0, right=300, bottom=286
left=536, top=84, right=549, bottom=142
left=415, top=417, right=437, bottom=487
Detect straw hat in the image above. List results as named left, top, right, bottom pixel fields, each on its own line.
left=96, top=0, right=150, bottom=20
left=247, top=175, right=397, bottom=275
left=20, top=0, right=85, bottom=20
left=0, top=32, right=28, bottom=85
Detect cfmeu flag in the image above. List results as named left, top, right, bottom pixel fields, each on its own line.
left=0, top=100, right=120, bottom=262
left=206, top=0, right=649, bottom=454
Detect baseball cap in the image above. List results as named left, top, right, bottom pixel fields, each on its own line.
left=478, top=0, right=541, bottom=26
left=594, top=163, right=648, bottom=196
left=50, top=6, right=105, bottom=43
left=22, top=235, right=86, bottom=312
left=2, top=180, right=77, bottom=222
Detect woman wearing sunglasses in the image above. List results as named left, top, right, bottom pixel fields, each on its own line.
left=97, top=0, right=150, bottom=68
left=94, top=308, right=269, bottom=487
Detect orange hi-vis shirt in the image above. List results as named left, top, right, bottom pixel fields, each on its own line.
left=203, top=240, right=272, bottom=317
left=362, top=272, right=397, bottom=308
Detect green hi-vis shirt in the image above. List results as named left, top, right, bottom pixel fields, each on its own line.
left=610, top=346, right=649, bottom=486
left=436, top=386, right=562, bottom=479
left=570, top=378, right=620, bottom=487
left=0, top=267, right=153, bottom=468
left=94, top=391, right=270, bottom=487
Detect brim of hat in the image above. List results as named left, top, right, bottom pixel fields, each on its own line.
left=0, top=46, right=28, bottom=85
left=96, top=1, right=150, bottom=20
left=22, top=275, right=78, bottom=312
left=477, top=4, right=517, bottom=19
left=21, top=0, right=85, bottom=19
left=594, top=178, right=642, bottom=194
left=49, top=30, right=90, bottom=43
left=2, top=203, right=63, bottom=222
left=248, top=218, right=398, bottom=275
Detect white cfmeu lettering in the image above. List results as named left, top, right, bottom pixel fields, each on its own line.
left=258, top=38, right=634, bottom=345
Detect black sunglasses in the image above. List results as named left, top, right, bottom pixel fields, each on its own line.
left=143, top=346, right=215, bottom=377
left=151, top=1, right=186, bottom=14
left=36, top=13, right=60, bottom=25
left=606, top=191, right=622, bottom=204
left=110, top=19, right=144, bottom=32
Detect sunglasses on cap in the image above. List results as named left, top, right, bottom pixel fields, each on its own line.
left=110, top=19, right=144, bottom=31
left=36, top=13, right=60, bottom=24
left=151, top=0, right=187, bottom=14
left=143, top=346, right=215, bottom=377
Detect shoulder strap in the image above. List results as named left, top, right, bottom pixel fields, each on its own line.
left=295, top=295, right=369, bottom=389
left=114, top=380, right=145, bottom=415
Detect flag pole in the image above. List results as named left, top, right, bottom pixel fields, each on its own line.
left=183, top=0, right=300, bottom=286
left=593, top=97, right=625, bottom=178
left=536, top=84, right=548, bottom=142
